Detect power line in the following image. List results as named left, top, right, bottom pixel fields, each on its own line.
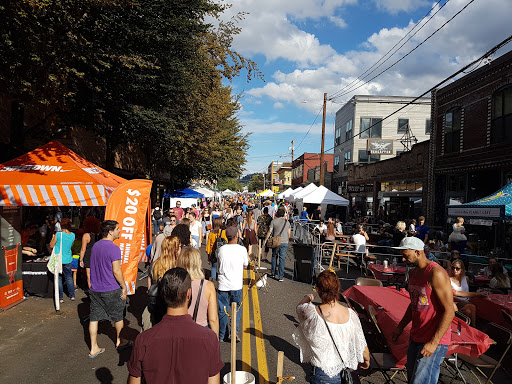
left=294, top=105, right=324, bottom=151
left=329, top=0, right=448, bottom=100
left=330, top=0, right=478, bottom=101
left=324, top=34, right=512, bottom=153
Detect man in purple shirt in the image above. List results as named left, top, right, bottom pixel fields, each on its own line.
left=127, top=268, right=224, bottom=383
left=88, top=220, right=128, bottom=358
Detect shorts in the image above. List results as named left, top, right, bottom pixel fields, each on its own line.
left=71, top=255, right=79, bottom=271
left=89, top=288, right=125, bottom=322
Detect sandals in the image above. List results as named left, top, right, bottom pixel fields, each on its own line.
left=116, top=340, right=134, bottom=352
left=88, top=348, right=105, bottom=359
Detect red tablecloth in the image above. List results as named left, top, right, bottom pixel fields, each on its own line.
left=474, top=276, right=490, bottom=286
left=369, top=264, right=406, bottom=284
left=344, top=285, right=492, bottom=368
left=472, top=294, right=512, bottom=329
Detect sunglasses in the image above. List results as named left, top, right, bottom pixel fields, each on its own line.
left=451, top=266, right=461, bottom=271
left=170, top=220, right=176, bottom=222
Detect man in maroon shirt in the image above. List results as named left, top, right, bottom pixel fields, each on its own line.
left=173, top=201, right=184, bottom=221
left=127, top=267, right=224, bottom=384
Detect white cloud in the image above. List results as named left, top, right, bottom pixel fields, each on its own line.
left=273, top=102, right=284, bottom=109
left=373, top=0, right=430, bottom=14
left=241, top=117, right=323, bottom=135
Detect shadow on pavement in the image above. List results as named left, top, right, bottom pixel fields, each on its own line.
left=127, top=286, right=148, bottom=329
left=95, top=367, right=114, bottom=383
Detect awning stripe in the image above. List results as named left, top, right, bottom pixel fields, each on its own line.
left=62, top=185, right=75, bottom=206
left=73, top=185, right=89, bottom=206
left=50, top=185, right=65, bottom=206
left=85, top=185, right=99, bottom=206
left=39, top=185, right=54, bottom=206
left=27, top=185, right=41, bottom=206
left=4, top=185, right=15, bottom=205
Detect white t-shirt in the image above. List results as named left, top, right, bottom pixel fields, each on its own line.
left=218, top=244, right=248, bottom=291
left=190, top=221, right=201, bottom=237
left=351, top=233, right=367, bottom=254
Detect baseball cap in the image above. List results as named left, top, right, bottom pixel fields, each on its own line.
left=225, top=226, right=238, bottom=240
left=393, top=236, right=425, bottom=251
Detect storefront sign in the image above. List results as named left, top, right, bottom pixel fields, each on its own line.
left=348, top=184, right=374, bottom=193
left=0, top=207, right=23, bottom=309
left=447, top=206, right=502, bottom=218
left=367, top=139, right=393, bottom=155
left=469, top=219, right=493, bottom=226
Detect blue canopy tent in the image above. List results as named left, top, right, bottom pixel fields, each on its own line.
left=165, top=188, right=204, bottom=199
left=447, top=182, right=512, bottom=221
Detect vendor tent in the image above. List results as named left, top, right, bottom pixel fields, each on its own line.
left=259, top=189, right=274, bottom=197
left=277, top=187, right=293, bottom=199
left=222, top=189, right=237, bottom=196
left=289, top=183, right=318, bottom=202
left=447, top=182, right=512, bottom=220
left=190, top=186, right=216, bottom=198
left=299, top=185, right=349, bottom=206
left=285, top=187, right=303, bottom=201
left=166, top=188, right=204, bottom=199
left=0, top=141, right=126, bottom=206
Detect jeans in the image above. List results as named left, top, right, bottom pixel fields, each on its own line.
left=59, top=263, right=75, bottom=300
left=406, top=340, right=448, bottom=384
left=218, top=289, right=242, bottom=340
left=210, top=261, right=217, bottom=279
left=271, top=243, right=288, bottom=280
left=192, top=235, right=200, bottom=249
left=152, top=219, right=162, bottom=235
left=311, top=366, right=349, bottom=384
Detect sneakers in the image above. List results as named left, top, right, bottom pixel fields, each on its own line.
left=278, top=279, right=284, bottom=282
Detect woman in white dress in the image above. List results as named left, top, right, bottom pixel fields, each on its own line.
left=293, top=270, right=370, bottom=383
left=449, top=259, right=485, bottom=326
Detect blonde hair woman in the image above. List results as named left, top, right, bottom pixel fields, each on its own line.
left=449, top=259, right=485, bottom=325
left=176, top=247, right=219, bottom=337
left=142, top=236, right=181, bottom=330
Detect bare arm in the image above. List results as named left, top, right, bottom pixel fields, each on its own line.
left=422, top=266, right=455, bottom=357
left=79, top=233, right=90, bottom=267
left=49, top=233, right=57, bottom=248
left=206, top=281, right=219, bottom=338
left=112, top=259, right=127, bottom=299
left=208, top=373, right=220, bottom=384
left=127, top=375, right=141, bottom=384
left=198, top=226, right=202, bottom=247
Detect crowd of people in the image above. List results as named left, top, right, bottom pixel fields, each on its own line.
left=21, top=195, right=510, bottom=383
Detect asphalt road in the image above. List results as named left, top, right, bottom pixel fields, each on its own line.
left=0, top=242, right=508, bottom=383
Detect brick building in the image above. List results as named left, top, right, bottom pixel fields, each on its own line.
left=291, top=153, right=334, bottom=187
left=427, top=49, right=512, bottom=233
left=346, top=140, right=429, bottom=221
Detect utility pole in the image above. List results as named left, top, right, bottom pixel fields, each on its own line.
left=319, top=92, right=327, bottom=186
left=291, top=139, right=294, bottom=164
left=262, top=173, right=266, bottom=190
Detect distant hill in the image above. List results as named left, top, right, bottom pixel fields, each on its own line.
left=240, top=173, right=259, bottom=184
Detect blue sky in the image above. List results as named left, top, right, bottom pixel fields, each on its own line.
left=214, top=0, right=512, bottom=175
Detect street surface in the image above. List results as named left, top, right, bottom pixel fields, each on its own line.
left=0, top=243, right=508, bottom=383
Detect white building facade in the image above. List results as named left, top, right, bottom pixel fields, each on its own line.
left=333, top=95, right=431, bottom=196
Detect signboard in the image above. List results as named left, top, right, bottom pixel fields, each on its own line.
left=447, top=206, right=502, bottom=218
left=469, top=219, right=493, bottom=226
left=367, top=139, right=393, bottom=155
left=0, top=207, right=23, bottom=309
left=348, top=184, right=374, bottom=193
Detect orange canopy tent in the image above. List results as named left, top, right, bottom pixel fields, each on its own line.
left=0, top=141, right=126, bottom=206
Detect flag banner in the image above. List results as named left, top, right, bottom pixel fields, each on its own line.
left=105, top=180, right=152, bottom=295
left=0, top=207, right=23, bottom=309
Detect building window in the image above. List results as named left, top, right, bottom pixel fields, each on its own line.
left=444, top=108, right=461, bottom=153
left=360, top=117, right=382, bottom=139
left=334, top=156, right=340, bottom=172
left=425, top=119, right=431, bottom=135
left=397, top=118, right=409, bottom=133
left=358, top=150, right=380, bottom=163
left=345, top=119, right=353, bottom=141
left=491, top=85, right=512, bottom=144
left=344, top=151, right=351, bottom=170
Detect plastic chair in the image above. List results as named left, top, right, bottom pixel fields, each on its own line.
left=455, top=310, right=471, bottom=326
left=356, top=277, right=383, bottom=287
left=338, top=292, right=353, bottom=310
left=502, top=309, right=512, bottom=328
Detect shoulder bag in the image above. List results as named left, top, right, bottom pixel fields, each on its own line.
left=318, top=306, right=354, bottom=384
left=47, top=232, right=63, bottom=274
left=192, top=279, right=205, bottom=322
left=267, top=219, right=287, bottom=249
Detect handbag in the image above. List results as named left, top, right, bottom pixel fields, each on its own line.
left=318, top=306, right=354, bottom=384
left=267, top=219, right=287, bottom=249
left=47, top=232, right=63, bottom=274
left=192, top=279, right=205, bottom=322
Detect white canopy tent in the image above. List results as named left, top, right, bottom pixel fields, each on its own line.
left=190, top=186, right=216, bottom=198
left=298, top=185, right=349, bottom=206
left=277, top=187, right=293, bottom=199
left=222, top=189, right=237, bottom=196
left=259, top=189, right=275, bottom=197
left=285, top=186, right=303, bottom=201
left=289, top=183, right=318, bottom=202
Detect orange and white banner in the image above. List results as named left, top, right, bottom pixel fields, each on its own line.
left=105, top=179, right=152, bottom=295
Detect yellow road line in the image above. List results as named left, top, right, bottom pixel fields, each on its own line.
left=251, top=268, right=269, bottom=384
left=241, top=269, right=251, bottom=372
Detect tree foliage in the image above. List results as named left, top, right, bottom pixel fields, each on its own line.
left=248, top=173, right=264, bottom=192
left=0, top=0, right=260, bottom=180
left=217, top=177, right=242, bottom=192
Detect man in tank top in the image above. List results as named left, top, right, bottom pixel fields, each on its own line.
left=391, top=236, right=454, bottom=384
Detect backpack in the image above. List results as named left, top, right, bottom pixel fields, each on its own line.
left=153, top=209, right=162, bottom=220
left=212, top=232, right=227, bottom=264
left=257, top=215, right=271, bottom=238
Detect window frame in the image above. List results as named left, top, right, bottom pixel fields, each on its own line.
left=425, top=119, right=431, bottom=135
left=397, top=118, right=409, bottom=133
left=360, top=117, right=382, bottom=139
left=491, top=85, right=512, bottom=144
left=444, top=108, right=461, bottom=153
left=358, top=149, right=380, bottom=163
